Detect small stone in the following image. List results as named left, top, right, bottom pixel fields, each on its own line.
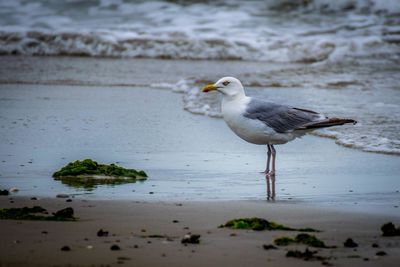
left=172, top=220, right=179, bottom=223
left=149, top=192, right=154, bottom=194
left=56, top=194, right=69, bottom=198
left=376, top=251, right=387, bottom=256
left=133, top=245, right=139, bottom=249
left=86, top=245, right=93, bottom=249
left=41, top=231, right=48, bottom=234
left=30, top=197, right=37, bottom=200
left=66, top=199, right=72, bottom=202
left=110, top=244, right=120, bottom=251
left=372, top=243, right=379, bottom=248
left=61, top=246, right=71, bottom=251
left=181, top=234, right=201, bottom=244
left=344, top=238, right=358, bottom=248
left=97, top=229, right=109, bottom=237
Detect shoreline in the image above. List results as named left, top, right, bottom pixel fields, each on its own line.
left=0, top=75, right=399, bottom=214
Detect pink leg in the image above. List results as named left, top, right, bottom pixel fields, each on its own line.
left=269, top=145, right=276, bottom=177
left=261, top=145, right=272, bottom=174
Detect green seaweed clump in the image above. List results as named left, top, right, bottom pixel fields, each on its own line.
left=52, top=159, right=147, bottom=189
left=221, top=217, right=319, bottom=232
left=286, top=248, right=329, bottom=262
left=274, top=233, right=330, bottom=248
left=0, top=189, right=10, bottom=196
left=0, top=206, right=76, bottom=221
left=381, top=222, right=400, bottom=236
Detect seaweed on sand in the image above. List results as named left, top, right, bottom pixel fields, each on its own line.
left=53, top=159, right=147, bottom=189
left=220, top=217, right=319, bottom=232
left=274, top=233, right=332, bottom=248
left=0, top=206, right=76, bottom=221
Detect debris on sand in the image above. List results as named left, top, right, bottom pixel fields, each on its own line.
left=274, top=233, right=332, bottom=248
left=344, top=238, right=358, bottom=248
left=286, top=248, right=329, bottom=262
left=0, top=190, right=10, bottom=196
left=60, top=246, right=71, bottom=251
left=0, top=206, right=76, bottom=221
left=53, top=159, right=147, bottom=189
left=110, top=244, right=121, bottom=251
left=181, top=234, right=201, bottom=244
left=376, top=251, right=387, bottom=256
left=97, top=229, right=109, bottom=237
left=9, top=187, right=19, bottom=193
left=53, top=207, right=74, bottom=219
left=220, top=217, right=319, bottom=232
left=381, top=222, right=400, bottom=236
left=262, top=244, right=277, bottom=250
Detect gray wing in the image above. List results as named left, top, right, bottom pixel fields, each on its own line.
left=243, top=98, right=325, bottom=133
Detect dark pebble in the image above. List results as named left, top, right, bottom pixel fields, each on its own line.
left=61, top=246, right=71, bottom=251
left=149, top=192, right=154, bottom=194
left=97, top=229, right=109, bottom=237
left=133, top=245, right=139, bottom=249
left=110, top=244, right=120, bottom=251
left=376, top=251, right=387, bottom=256
left=41, top=231, right=48, bottom=234
left=372, top=243, right=379, bottom=248
left=344, top=238, right=358, bottom=248
left=31, top=197, right=37, bottom=200
left=172, top=220, right=179, bottom=223
left=181, top=234, right=201, bottom=244
left=66, top=199, right=72, bottom=202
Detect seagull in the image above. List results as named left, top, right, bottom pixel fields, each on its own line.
left=202, top=77, right=357, bottom=176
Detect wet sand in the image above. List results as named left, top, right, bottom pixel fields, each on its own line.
left=0, top=68, right=399, bottom=213
left=1, top=196, right=400, bottom=267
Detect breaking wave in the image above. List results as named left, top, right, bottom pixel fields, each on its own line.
left=0, top=0, right=399, bottom=63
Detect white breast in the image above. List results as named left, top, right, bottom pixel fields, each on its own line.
left=221, top=96, right=296, bottom=145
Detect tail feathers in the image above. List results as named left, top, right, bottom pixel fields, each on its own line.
left=297, top=118, right=357, bottom=130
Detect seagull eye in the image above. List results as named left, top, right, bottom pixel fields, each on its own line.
left=222, top=81, right=230, bottom=86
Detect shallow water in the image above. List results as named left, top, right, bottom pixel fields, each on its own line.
left=2, top=0, right=398, bottom=154
left=0, top=82, right=399, bottom=215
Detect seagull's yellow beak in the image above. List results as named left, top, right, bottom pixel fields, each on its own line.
left=202, top=84, right=217, bottom=93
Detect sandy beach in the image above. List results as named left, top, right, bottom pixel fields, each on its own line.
left=1, top=196, right=400, bottom=267
left=1, top=1, right=400, bottom=266
left=0, top=55, right=399, bottom=266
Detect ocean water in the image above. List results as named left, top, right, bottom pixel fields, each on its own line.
left=0, top=0, right=399, bottom=155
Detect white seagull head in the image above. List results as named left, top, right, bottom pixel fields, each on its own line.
left=202, top=76, right=245, bottom=98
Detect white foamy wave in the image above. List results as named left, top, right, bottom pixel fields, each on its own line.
left=314, top=128, right=400, bottom=155
left=151, top=79, right=222, bottom=118
left=154, top=76, right=400, bottom=156
left=0, top=0, right=399, bottom=63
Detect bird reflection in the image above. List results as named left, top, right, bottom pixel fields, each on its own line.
left=266, top=175, right=276, bottom=201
